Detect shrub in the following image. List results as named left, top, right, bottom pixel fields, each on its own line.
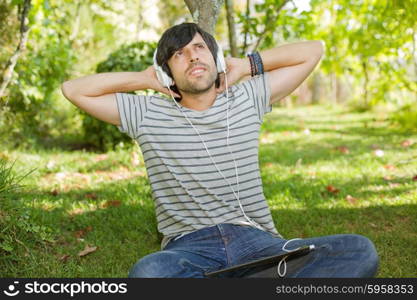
left=81, top=41, right=157, bottom=151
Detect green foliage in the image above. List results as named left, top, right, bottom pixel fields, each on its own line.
left=0, top=157, right=53, bottom=269
left=0, top=210, right=56, bottom=259
left=1, top=0, right=140, bottom=150
left=1, top=0, right=77, bottom=148
left=81, top=41, right=157, bottom=151
left=1, top=0, right=416, bottom=149
left=390, top=104, right=417, bottom=132
left=0, top=158, right=23, bottom=196
left=234, top=0, right=416, bottom=115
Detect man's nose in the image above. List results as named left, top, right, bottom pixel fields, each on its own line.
left=188, top=49, right=199, bottom=62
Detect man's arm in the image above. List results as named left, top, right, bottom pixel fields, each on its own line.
left=224, top=41, right=324, bottom=104
left=61, top=66, right=177, bottom=126
left=259, top=40, right=324, bottom=104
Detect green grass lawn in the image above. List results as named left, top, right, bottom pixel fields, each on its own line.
left=1, top=104, right=416, bottom=277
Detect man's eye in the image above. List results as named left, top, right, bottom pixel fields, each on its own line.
left=175, top=51, right=183, bottom=56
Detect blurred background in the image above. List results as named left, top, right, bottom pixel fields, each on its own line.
left=1, top=0, right=416, bottom=151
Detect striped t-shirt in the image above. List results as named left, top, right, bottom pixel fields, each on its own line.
left=116, top=72, right=282, bottom=250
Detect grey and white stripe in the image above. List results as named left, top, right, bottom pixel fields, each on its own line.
left=116, top=72, right=281, bottom=250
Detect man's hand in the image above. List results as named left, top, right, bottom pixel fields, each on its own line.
left=144, top=66, right=181, bottom=98
left=216, top=57, right=251, bottom=94
left=61, top=66, right=180, bottom=126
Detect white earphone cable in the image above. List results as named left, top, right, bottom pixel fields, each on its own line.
left=166, top=71, right=263, bottom=231
left=277, top=238, right=303, bottom=277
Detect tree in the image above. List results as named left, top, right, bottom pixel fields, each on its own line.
left=0, top=0, right=32, bottom=101
left=184, top=0, right=224, bottom=35
left=225, top=0, right=238, bottom=57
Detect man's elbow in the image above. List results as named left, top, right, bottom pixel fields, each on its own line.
left=61, top=81, right=69, bottom=98
left=312, top=40, right=325, bottom=59
left=61, top=81, right=75, bottom=102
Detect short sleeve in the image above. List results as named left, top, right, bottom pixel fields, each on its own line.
left=115, top=92, right=149, bottom=139
left=238, top=72, right=272, bottom=122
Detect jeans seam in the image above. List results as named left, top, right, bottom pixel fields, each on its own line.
left=216, top=224, right=231, bottom=266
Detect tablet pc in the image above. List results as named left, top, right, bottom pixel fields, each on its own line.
left=204, top=244, right=315, bottom=277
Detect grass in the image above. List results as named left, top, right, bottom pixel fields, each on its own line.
left=0, top=104, right=416, bottom=277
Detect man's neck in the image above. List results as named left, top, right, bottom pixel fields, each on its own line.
left=178, top=86, right=218, bottom=111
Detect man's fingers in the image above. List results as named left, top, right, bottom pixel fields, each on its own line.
left=160, top=88, right=179, bottom=98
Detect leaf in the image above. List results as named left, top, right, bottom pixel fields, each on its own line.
left=346, top=195, right=358, bottom=205
left=58, top=254, right=70, bottom=263
left=401, top=140, right=413, bottom=147
left=78, top=245, right=97, bottom=257
left=74, top=226, right=93, bottom=239
left=102, top=200, right=121, bottom=208
left=85, top=193, right=98, bottom=200
left=94, top=154, right=108, bottom=162
left=326, top=185, right=340, bottom=194
left=336, top=146, right=349, bottom=154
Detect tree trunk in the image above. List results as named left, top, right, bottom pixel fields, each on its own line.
left=225, top=0, right=238, bottom=57
left=242, top=0, right=250, bottom=56
left=0, top=0, right=31, bottom=101
left=412, top=28, right=417, bottom=82
left=184, top=0, right=224, bottom=35
left=362, top=60, right=369, bottom=107
left=330, top=72, right=338, bottom=104
left=311, top=72, right=322, bottom=104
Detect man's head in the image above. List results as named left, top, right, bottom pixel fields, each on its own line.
left=155, top=23, right=221, bottom=100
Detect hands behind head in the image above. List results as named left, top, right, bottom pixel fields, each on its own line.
left=216, top=57, right=251, bottom=95
left=146, top=66, right=181, bottom=98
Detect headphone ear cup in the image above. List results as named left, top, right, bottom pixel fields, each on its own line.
left=216, top=44, right=226, bottom=73
left=153, top=50, right=174, bottom=88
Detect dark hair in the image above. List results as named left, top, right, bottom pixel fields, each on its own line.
left=156, top=22, right=221, bottom=100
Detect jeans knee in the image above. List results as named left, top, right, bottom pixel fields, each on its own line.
left=128, top=252, right=170, bottom=278
left=351, top=234, right=379, bottom=277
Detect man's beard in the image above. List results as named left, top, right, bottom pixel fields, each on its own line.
left=175, top=67, right=218, bottom=95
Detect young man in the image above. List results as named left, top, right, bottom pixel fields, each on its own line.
left=61, top=23, right=379, bottom=278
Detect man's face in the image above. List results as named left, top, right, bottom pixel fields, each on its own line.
left=167, top=33, right=217, bottom=95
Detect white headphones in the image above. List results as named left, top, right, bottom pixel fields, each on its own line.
left=152, top=42, right=227, bottom=87
left=152, top=40, right=264, bottom=232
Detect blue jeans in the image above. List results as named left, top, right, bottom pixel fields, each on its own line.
left=128, top=223, right=379, bottom=278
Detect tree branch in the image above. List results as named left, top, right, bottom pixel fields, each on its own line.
left=0, top=0, right=32, bottom=102
left=251, top=0, right=289, bottom=52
